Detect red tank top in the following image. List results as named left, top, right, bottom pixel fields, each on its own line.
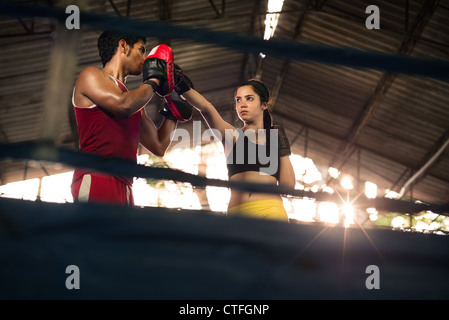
left=72, top=76, right=142, bottom=186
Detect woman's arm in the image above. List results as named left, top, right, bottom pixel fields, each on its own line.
left=279, top=156, right=296, bottom=188
left=274, top=125, right=296, bottom=188
left=182, top=88, right=235, bottom=139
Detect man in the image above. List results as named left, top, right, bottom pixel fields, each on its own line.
left=71, top=31, right=191, bottom=206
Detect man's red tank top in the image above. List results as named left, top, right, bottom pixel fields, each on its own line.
left=72, top=76, right=142, bottom=186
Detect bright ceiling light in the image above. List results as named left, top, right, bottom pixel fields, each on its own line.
left=367, top=207, right=378, bottom=221
left=385, top=189, right=400, bottom=199
left=322, top=186, right=334, bottom=194
left=365, top=181, right=377, bottom=199
left=263, top=0, right=284, bottom=40
left=328, top=167, right=340, bottom=179
left=341, top=176, right=353, bottom=190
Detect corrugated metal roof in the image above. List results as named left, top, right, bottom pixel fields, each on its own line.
left=1, top=0, right=449, bottom=206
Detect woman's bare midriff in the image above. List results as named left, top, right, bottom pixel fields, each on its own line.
left=227, top=171, right=281, bottom=209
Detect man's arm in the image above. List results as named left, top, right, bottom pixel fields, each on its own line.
left=75, top=44, right=174, bottom=118
left=139, top=110, right=177, bottom=157
left=75, top=66, right=158, bottom=118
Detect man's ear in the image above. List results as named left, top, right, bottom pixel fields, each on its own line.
left=118, top=39, right=128, bottom=54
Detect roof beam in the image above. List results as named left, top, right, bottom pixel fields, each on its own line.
left=208, top=0, right=225, bottom=17
left=108, top=0, right=122, bottom=16
left=239, top=0, right=262, bottom=81
left=159, top=0, right=172, bottom=21
left=16, top=16, right=33, bottom=34
left=274, top=110, right=449, bottom=186
left=396, top=129, right=449, bottom=199
left=238, top=0, right=262, bottom=123
left=325, top=0, right=441, bottom=185
left=126, top=0, right=132, bottom=17
left=269, top=0, right=313, bottom=111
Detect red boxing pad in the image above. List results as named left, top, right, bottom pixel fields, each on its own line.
left=162, top=92, right=193, bottom=122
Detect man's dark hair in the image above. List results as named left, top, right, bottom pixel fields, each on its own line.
left=97, top=31, right=147, bottom=67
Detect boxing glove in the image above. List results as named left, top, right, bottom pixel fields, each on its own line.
left=272, top=125, right=291, bottom=157
left=174, top=64, right=194, bottom=95
left=142, top=44, right=174, bottom=96
left=160, top=91, right=193, bottom=122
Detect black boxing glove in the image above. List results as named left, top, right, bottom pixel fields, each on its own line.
left=142, top=44, right=174, bottom=96
left=174, top=64, right=194, bottom=95
left=160, top=91, right=193, bottom=122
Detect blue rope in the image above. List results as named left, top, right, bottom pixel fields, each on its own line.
left=0, top=141, right=323, bottom=199
left=1, top=1, right=449, bottom=81
left=1, top=2, right=448, bottom=214
left=0, top=141, right=447, bottom=215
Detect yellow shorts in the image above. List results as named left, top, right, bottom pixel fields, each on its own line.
left=227, top=199, right=289, bottom=222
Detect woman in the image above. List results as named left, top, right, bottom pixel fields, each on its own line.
left=177, top=72, right=296, bottom=222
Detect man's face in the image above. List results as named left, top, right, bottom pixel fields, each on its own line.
left=126, top=40, right=146, bottom=76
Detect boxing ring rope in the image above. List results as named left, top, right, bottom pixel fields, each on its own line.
left=2, top=141, right=449, bottom=300
left=1, top=141, right=448, bottom=216
left=1, top=1, right=449, bottom=215
left=0, top=0, right=448, bottom=217
left=1, top=1, right=449, bottom=81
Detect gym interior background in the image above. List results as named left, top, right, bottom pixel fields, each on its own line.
left=1, top=0, right=449, bottom=300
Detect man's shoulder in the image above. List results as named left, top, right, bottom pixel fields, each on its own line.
left=76, top=66, right=111, bottom=87
left=79, top=66, right=103, bottom=78
left=74, top=67, right=106, bottom=102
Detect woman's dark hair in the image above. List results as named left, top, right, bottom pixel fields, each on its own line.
left=97, top=31, right=146, bottom=67
left=238, top=79, right=273, bottom=130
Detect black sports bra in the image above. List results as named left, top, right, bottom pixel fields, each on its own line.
left=226, top=129, right=280, bottom=180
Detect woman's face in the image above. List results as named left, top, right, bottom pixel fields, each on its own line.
left=235, top=85, right=266, bottom=123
